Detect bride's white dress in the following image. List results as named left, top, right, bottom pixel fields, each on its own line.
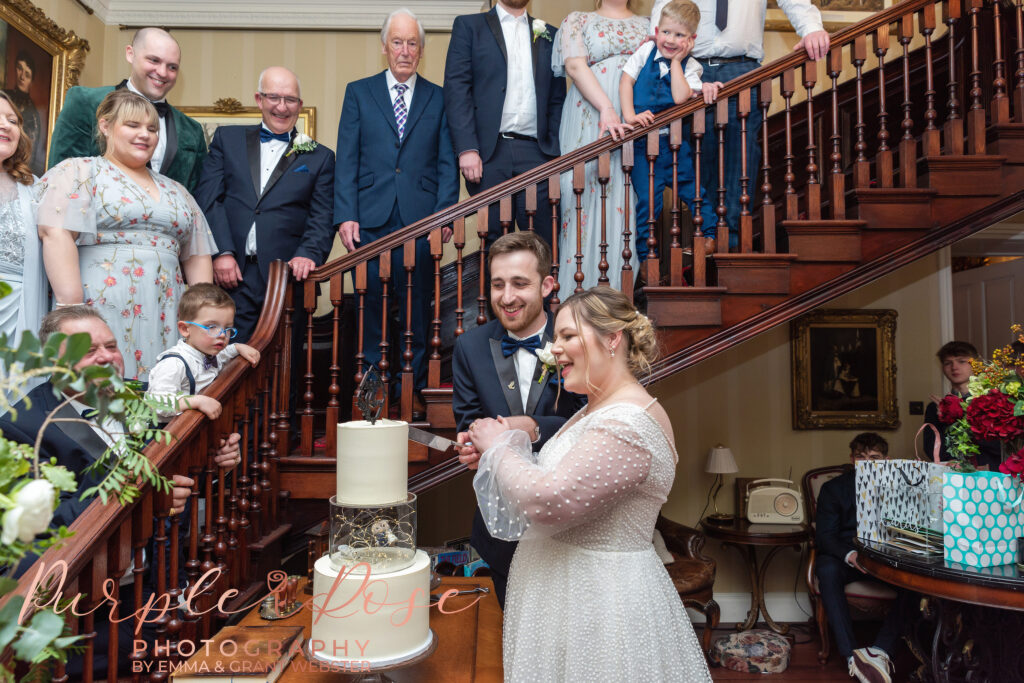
left=474, top=400, right=711, bottom=682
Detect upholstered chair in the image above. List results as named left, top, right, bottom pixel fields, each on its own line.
left=655, top=515, right=720, bottom=654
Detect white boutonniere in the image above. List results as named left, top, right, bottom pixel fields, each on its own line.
left=286, top=132, right=317, bottom=157
left=536, top=342, right=557, bottom=384
left=532, top=18, right=551, bottom=43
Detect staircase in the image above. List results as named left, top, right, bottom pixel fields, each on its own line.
left=14, top=0, right=1024, bottom=679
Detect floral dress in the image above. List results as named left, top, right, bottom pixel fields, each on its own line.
left=37, top=157, right=216, bottom=380
left=553, top=12, right=649, bottom=297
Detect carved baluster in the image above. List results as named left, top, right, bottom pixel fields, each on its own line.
left=571, top=163, right=586, bottom=293
left=666, top=121, right=681, bottom=283
left=302, top=280, right=315, bottom=455
left=802, top=64, right=820, bottom=221
left=326, top=273, right=341, bottom=454
left=401, top=240, right=415, bottom=419
left=236, top=389, right=253, bottom=540
left=1014, top=0, right=1024, bottom=120
left=921, top=5, right=941, bottom=157
left=692, top=110, right=707, bottom=285
left=853, top=36, right=871, bottom=187
left=131, top=501, right=153, bottom=676
left=967, top=0, right=986, bottom=153
left=378, top=251, right=391, bottom=414
left=828, top=46, right=846, bottom=218
left=738, top=89, right=754, bottom=249
left=548, top=175, right=561, bottom=306
left=898, top=14, right=917, bottom=187
left=81, top=563, right=99, bottom=678
left=499, top=196, right=512, bottom=235
left=645, top=132, right=660, bottom=281
left=429, top=227, right=443, bottom=389
left=476, top=207, right=488, bottom=325
left=781, top=70, right=798, bottom=220
left=992, top=0, right=1010, bottom=124
left=166, top=506, right=183, bottom=672
left=454, top=217, right=466, bottom=337
left=598, top=152, right=611, bottom=285
left=759, top=79, right=776, bottom=254
left=213, top=441, right=229, bottom=590
left=715, top=99, right=730, bottom=248
left=107, top=534, right=126, bottom=677
left=874, top=25, right=893, bottom=187
left=226, top=404, right=242, bottom=583
left=353, top=263, right=367, bottom=418
left=526, top=185, right=536, bottom=231
left=620, top=143, right=635, bottom=298
left=945, top=0, right=965, bottom=154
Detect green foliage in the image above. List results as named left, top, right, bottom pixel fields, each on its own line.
left=944, top=416, right=979, bottom=473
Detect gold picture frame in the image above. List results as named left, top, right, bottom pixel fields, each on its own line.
left=765, top=0, right=891, bottom=33
left=0, top=0, right=89, bottom=176
left=178, top=98, right=317, bottom=148
left=791, top=309, right=899, bottom=430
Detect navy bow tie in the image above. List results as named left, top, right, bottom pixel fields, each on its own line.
left=260, top=128, right=291, bottom=144
left=501, top=334, right=543, bottom=358
left=203, top=354, right=219, bottom=371
left=152, top=101, right=170, bottom=118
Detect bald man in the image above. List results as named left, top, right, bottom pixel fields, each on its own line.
left=47, top=28, right=207, bottom=191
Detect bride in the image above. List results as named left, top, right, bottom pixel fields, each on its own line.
left=468, top=286, right=710, bottom=682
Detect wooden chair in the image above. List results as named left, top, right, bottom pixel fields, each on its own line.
left=802, top=464, right=897, bottom=664
left=655, top=515, right=720, bottom=654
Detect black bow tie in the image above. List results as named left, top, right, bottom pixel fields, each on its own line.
left=203, top=354, right=219, bottom=371
left=152, top=101, right=170, bottom=119
left=260, top=128, right=291, bottom=144
left=501, top=334, right=543, bottom=358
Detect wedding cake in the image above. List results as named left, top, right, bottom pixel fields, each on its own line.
left=309, top=418, right=433, bottom=666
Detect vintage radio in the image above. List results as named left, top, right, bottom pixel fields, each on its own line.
left=745, top=479, right=805, bottom=524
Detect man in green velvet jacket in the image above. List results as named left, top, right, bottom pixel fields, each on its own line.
left=47, top=28, right=207, bottom=192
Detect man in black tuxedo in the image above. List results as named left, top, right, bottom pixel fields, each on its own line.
left=444, top=0, right=565, bottom=247
left=194, top=66, right=336, bottom=343
left=454, top=231, right=585, bottom=608
left=816, top=433, right=912, bottom=683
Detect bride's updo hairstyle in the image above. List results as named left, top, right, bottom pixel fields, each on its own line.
left=560, top=286, right=658, bottom=380
left=94, top=89, right=159, bottom=155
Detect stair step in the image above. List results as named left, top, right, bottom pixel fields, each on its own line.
left=423, top=387, right=456, bottom=428
left=990, top=123, right=1024, bottom=161
left=645, top=286, right=727, bottom=327
left=923, top=155, right=1006, bottom=196
left=782, top=219, right=865, bottom=262
left=712, top=253, right=797, bottom=294
left=853, top=187, right=938, bottom=229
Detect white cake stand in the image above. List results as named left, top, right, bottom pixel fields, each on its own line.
left=303, top=629, right=438, bottom=682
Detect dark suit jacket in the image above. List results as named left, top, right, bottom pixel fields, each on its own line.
left=193, top=125, right=336, bottom=282
left=443, top=8, right=566, bottom=163
left=452, top=314, right=585, bottom=447
left=0, top=382, right=107, bottom=531
left=47, top=83, right=208, bottom=191
left=815, top=468, right=857, bottom=562
left=333, top=72, right=458, bottom=229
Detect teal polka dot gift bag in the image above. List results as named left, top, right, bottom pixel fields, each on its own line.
left=942, top=471, right=1024, bottom=568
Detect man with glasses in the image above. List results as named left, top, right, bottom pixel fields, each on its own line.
left=194, top=66, right=335, bottom=343
left=48, top=28, right=207, bottom=191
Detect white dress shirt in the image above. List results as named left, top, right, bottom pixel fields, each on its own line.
left=146, top=338, right=240, bottom=418
left=497, top=4, right=538, bottom=138
left=244, top=127, right=290, bottom=256
left=385, top=69, right=417, bottom=116
left=67, top=396, right=124, bottom=452
left=650, top=0, right=824, bottom=61
left=509, top=322, right=547, bottom=411
left=125, top=79, right=168, bottom=173
left=623, top=42, right=705, bottom=91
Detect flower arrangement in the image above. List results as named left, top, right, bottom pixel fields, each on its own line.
left=286, top=132, right=317, bottom=157
left=941, top=324, right=1024, bottom=482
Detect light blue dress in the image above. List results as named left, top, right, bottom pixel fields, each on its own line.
left=0, top=174, right=46, bottom=346
left=553, top=12, right=649, bottom=297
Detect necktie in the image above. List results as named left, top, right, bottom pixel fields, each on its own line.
left=501, top=334, right=543, bottom=358
left=260, top=128, right=290, bottom=144
left=393, top=83, right=409, bottom=140
left=152, top=101, right=170, bottom=118
left=716, top=0, right=728, bottom=31
left=203, top=354, right=219, bottom=371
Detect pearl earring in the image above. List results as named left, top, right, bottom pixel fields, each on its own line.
left=609, top=347, right=616, bottom=357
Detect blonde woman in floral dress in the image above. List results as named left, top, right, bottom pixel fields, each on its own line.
left=554, top=0, right=649, bottom=298
left=37, top=90, right=215, bottom=380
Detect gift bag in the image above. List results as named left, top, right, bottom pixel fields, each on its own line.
left=942, top=470, right=1024, bottom=567
left=880, top=460, right=945, bottom=536
left=856, top=459, right=889, bottom=543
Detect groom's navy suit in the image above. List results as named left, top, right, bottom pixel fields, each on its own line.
left=444, top=7, right=565, bottom=246
left=453, top=313, right=585, bottom=608
left=333, top=71, right=458, bottom=391
left=194, top=125, right=336, bottom=342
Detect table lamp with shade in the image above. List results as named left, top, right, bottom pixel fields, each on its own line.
left=705, top=444, right=738, bottom=525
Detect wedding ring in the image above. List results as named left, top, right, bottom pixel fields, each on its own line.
left=169, top=507, right=176, bottom=516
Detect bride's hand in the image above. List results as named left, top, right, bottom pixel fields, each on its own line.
left=468, top=416, right=511, bottom=453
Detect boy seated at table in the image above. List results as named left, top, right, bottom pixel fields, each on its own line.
left=816, top=432, right=913, bottom=683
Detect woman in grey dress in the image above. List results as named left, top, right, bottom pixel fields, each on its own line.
left=37, top=90, right=215, bottom=380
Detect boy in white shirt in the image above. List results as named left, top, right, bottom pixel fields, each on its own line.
left=146, top=283, right=260, bottom=420
left=619, top=0, right=716, bottom=258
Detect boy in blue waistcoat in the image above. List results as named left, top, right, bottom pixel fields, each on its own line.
left=620, top=0, right=716, bottom=261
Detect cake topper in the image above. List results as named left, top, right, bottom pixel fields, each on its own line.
left=357, top=366, right=386, bottom=424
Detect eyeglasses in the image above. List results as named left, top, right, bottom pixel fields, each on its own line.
left=184, top=321, right=238, bottom=339
left=258, top=92, right=301, bottom=106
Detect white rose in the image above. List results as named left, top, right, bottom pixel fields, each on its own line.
left=2, top=479, right=56, bottom=544
left=532, top=18, right=546, bottom=33
left=293, top=133, right=313, bottom=147
left=536, top=342, right=556, bottom=367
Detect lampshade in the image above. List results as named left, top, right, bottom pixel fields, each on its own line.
left=705, top=444, right=738, bottom=474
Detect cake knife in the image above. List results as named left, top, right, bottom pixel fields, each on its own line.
left=407, top=425, right=465, bottom=452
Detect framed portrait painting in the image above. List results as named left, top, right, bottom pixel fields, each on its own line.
left=178, top=98, right=317, bottom=149
left=791, top=309, right=899, bottom=430
left=0, top=0, right=89, bottom=176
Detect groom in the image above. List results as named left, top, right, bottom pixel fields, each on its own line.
left=454, top=231, right=585, bottom=608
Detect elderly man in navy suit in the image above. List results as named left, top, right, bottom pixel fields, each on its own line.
left=454, top=231, right=586, bottom=608
left=194, top=66, right=336, bottom=343
left=444, top=0, right=565, bottom=248
left=335, top=9, right=458, bottom=411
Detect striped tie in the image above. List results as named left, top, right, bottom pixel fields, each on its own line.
left=393, top=83, right=408, bottom=140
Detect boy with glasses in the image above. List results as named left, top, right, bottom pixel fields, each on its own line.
left=146, top=283, right=260, bottom=420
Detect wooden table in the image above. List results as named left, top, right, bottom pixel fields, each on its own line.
left=236, top=576, right=503, bottom=682
left=700, top=518, right=809, bottom=634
